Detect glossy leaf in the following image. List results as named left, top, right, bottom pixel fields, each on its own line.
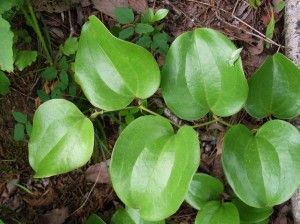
left=222, top=120, right=300, bottom=208
left=111, top=208, right=165, bottom=224
left=29, top=99, right=94, bottom=178
left=195, top=201, right=239, bottom=224
left=232, top=198, right=273, bottom=224
left=110, top=115, right=200, bottom=221
left=0, top=71, right=10, bottom=95
left=86, top=214, right=106, bottom=224
left=15, top=50, right=37, bottom=71
left=185, top=173, right=224, bottom=210
left=0, top=16, right=14, bottom=72
left=74, top=16, right=160, bottom=111
left=245, top=53, right=300, bottom=119
left=161, top=28, right=248, bottom=120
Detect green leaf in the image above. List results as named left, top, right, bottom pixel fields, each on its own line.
left=135, top=23, right=154, bottom=34
left=232, top=198, right=273, bottom=224
left=59, top=56, right=68, bottom=72
left=185, top=173, right=224, bottom=210
left=119, top=27, right=134, bottom=40
left=14, top=123, right=25, bottom=141
left=136, top=35, right=152, bottom=48
left=161, top=28, right=248, bottom=120
left=28, top=99, right=94, bottom=178
left=195, top=201, right=239, bottom=224
left=115, top=7, right=134, bottom=24
left=41, top=67, right=58, bottom=81
left=245, top=53, right=300, bottom=119
left=110, top=115, right=200, bottom=221
left=0, top=0, right=15, bottom=14
left=0, top=219, right=4, bottom=224
left=274, top=0, right=285, bottom=12
left=141, top=9, right=155, bottom=23
left=248, top=0, right=262, bottom=8
left=50, top=87, right=62, bottom=99
left=74, top=16, right=160, bottom=111
left=25, top=122, right=32, bottom=137
left=15, top=50, right=37, bottom=71
left=62, top=37, right=78, bottom=56
left=265, top=12, right=275, bottom=48
left=151, top=32, right=170, bottom=55
left=37, top=89, right=50, bottom=102
left=86, top=214, right=106, bottom=224
left=0, top=16, right=14, bottom=72
left=12, top=111, right=27, bottom=123
left=222, top=120, right=300, bottom=208
left=0, top=71, right=10, bottom=95
left=111, top=208, right=165, bottom=224
left=229, top=48, right=243, bottom=66
left=153, top=9, right=169, bottom=22
left=68, top=83, right=77, bottom=97
left=59, top=71, right=69, bottom=91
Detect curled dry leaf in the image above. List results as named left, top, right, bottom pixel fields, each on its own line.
left=40, top=207, right=69, bottom=224
left=85, top=160, right=110, bottom=184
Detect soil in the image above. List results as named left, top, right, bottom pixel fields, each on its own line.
left=0, top=0, right=294, bottom=223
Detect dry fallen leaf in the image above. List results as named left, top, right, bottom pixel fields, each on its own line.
left=92, top=0, right=128, bottom=18
left=0, top=176, right=19, bottom=204
left=40, top=207, right=69, bottom=224
left=129, top=0, right=148, bottom=13
left=92, top=0, right=147, bottom=18
left=85, top=160, right=110, bottom=184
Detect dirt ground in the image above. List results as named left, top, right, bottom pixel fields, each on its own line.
left=0, top=0, right=294, bottom=223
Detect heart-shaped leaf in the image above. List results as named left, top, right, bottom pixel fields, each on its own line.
left=232, top=198, right=273, bottom=224
left=161, top=28, right=248, bottom=120
left=245, top=53, right=300, bottom=119
left=195, top=201, right=239, bottom=224
left=111, top=207, right=165, bottom=224
left=74, top=16, right=160, bottom=111
left=110, top=115, right=200, bottom=221
left=29, top=99, right=94, bottom=178
left=185, top=173, right=224, bottom=210
left=222, top=120, right=300, bottom=208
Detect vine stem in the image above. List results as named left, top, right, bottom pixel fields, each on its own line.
left=89, top=106, right=232, bottom=129
left=138, top=105, right=181, bottom=128
left=192, top=119, right=218, bottom=128
left=90, top=111, right=104, bottom=120
left=25, top=0, right=53, bottom=65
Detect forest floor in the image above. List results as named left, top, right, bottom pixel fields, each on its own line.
left=0, top=0, right=294, bottom=223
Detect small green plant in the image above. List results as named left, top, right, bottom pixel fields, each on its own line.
left=12, top=111, right=32, bottom=141
left=114, top=7, right=170, bottom=55
left=248, top=0, right=262, bottom=8
left=26, top=15, right=300, bottom=223
left=37, top=37, right=79, bottom=102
